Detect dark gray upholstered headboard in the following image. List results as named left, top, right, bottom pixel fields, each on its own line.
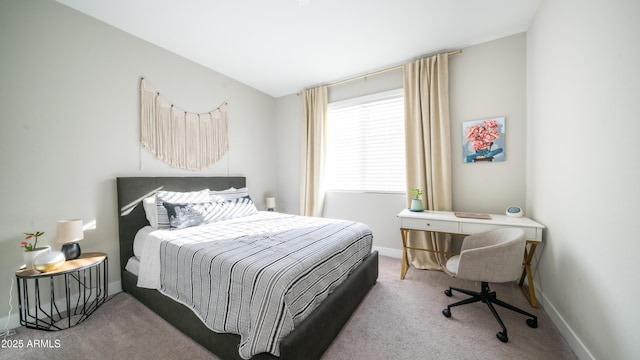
left=115, top=177, right=246, bottom=272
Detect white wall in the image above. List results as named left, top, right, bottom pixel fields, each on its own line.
left=275, top=34, right=528, bottom=254
left=275, top=94, right=302, bottom=215
left=527, top=0, right=640, bottom=358
left=0, top=0, right=277, bottom=328
left=450, top=33, right=527, bottom=215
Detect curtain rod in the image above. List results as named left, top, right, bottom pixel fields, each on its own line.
left=300, top=49, right=461, bottom=94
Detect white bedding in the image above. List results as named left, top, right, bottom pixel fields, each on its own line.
left=131, top=211, right=373, bottom=359
left=133, top=225, right=154, bottom=258
left=135, top=211, right=301, bottom=289
left=125, top=256, right=140, bottom=276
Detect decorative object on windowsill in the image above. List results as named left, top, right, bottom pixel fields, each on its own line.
left=409, top=188, right=424, bottom=212
left=57, top=219, right=84, bottom=260
left=266, top=197, right=276, bottom=212
left=506, top=206, right=523, bottom=218
left=140, top=78, right=229, bottom=171
left=21, top=231, right=51, bottom=269
left=34, top=250, right=66, bottom=272
left=462, top=117, right=505, bottom=163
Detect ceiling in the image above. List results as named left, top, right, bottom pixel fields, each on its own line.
left=56, top=0, right=541, bottom=98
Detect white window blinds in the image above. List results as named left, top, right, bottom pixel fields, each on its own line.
left=325, top=88, right=406, bottom=192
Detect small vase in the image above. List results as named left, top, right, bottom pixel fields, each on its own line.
left=23, top=246, right=51, bottom=270
left=410, top=199, right=424, bottom=212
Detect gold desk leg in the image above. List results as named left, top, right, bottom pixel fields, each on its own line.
left=400, top=228, right=410, bottom=279
left=519, top=241, right=539, bottom=308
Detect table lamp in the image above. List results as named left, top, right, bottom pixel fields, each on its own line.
left=266, top=197, right=276, bottom=211
left=57, top=219, right=84, bottom=260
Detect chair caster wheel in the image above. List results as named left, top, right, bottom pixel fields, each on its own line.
left=526, top=318, right=538, bottom=328
left=444, top=289, right=452, bottom=297
left=442, top=308, right=451, bottom=318
left=496, top=332, right=508, bottom=343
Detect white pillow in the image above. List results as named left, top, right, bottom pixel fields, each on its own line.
left=210, top=187, right=250, bottom=202
left=143, top=196, right=158, bottom=228
left=155, top=189, right=211, bottom=229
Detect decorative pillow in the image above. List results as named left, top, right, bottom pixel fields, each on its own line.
left=143, top=196, right=158, bottom=228
left=155, top=189, right=211, bottom=229
left=208, top=195, right=258, bottom=223
left=210, top=187, right=250, bottom=202
left=163, top=202, right=218, bottom=230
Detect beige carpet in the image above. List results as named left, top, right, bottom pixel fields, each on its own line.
left=0, top=255, right=577, bottom=360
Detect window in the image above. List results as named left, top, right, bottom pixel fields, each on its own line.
left=325, top=88, right=406, bottom=192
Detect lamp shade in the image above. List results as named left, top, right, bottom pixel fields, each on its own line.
left=56, top=219, right=84, bottom=244
left=266, top=197, right=276, bottom=209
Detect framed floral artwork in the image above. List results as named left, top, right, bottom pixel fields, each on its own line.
left=462, top=117, right=505, bottom=163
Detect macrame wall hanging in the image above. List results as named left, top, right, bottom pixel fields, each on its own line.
left=139, top=78, right=229, bottom=171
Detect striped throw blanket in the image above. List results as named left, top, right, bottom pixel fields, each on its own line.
left=142, top=212, right=373, bottom=359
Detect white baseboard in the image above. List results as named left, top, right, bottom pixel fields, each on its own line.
left=537, top=288, right=594, bottom=360
left=0, top=280, right=122, bottom=334
left=108, top=280, right=123, bottom=296
left=372, top=245, right=402, bottom=259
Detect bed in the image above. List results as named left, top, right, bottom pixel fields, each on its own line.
left=116, top=176, right=379, bottom=360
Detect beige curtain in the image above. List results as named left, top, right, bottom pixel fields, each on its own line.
left=300, top=86, right=328, bottom=217
left=404, top=53, right=453, bottom=270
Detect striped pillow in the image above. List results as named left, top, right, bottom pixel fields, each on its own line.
left=207, top=196, right=258, bottom=223
left=155, top=189, right=211, bottom=229
left=210, top=187, right=250, bottom=202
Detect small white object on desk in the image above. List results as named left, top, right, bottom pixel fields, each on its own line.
left=506, top=206, right=523, bottom=217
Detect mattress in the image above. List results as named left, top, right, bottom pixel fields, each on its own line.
left=129, top=211, right=373, bottom=359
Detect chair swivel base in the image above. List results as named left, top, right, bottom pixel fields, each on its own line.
left=442, top=281, right=537, bottom=343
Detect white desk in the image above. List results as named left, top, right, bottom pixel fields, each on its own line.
left=397, top=209, right=544, bottom=308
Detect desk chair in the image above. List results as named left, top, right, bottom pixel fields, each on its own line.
left=442, top=228, right=537, bottom=342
